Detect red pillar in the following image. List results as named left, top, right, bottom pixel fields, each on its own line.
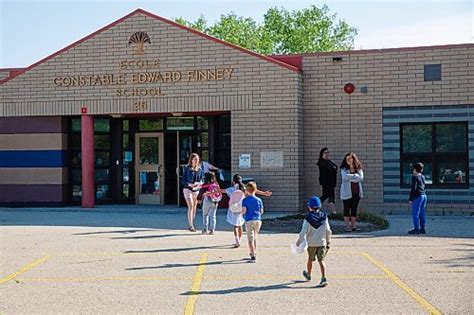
left=81, top=115, right=95, bottom=208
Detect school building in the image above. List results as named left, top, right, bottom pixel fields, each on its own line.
left=1, top=9, right=473, bottom=213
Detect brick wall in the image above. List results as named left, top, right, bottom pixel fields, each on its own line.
left=0, top=12, right=303, bottom=211
left=302, top=45, right=474, bottom=214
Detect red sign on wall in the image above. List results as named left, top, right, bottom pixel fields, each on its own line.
left=81, top=107, right=87, bottom=114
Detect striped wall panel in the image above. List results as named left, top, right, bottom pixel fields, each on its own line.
left=0, top=185, right=65, bottom=202
left=382, top=104, right=474, bottom=206
left=0, top=151, right=67, bottom=167
left=0, top=94, right=252, bottom=117
left=0, top=117, right=67, bottom=204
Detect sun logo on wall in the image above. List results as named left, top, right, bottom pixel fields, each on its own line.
left=128, top=31, right=151, bottom=55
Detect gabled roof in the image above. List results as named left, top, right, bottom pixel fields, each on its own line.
left=0, top=8, right=299, bottom=85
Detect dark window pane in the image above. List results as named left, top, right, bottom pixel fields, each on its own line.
left=95, top=135, right=110, bottom=149
left=197, top=116, right=208, bottom=130
left=123, top=134, right=129, bottom=149
left=72, top=185, right=82, bottom=200
left=402, top=158, right=433, bottom=185
left=95, top=169, right=110, bottom=182
left=123, top=167, right=130, bottom=182
left=123, top=120, right=129, bottom=131
left=200, top=132, right=209, bottom=148
left=402, top=125, right=432, bottom=153
left=436, top=123, right=467, bottom=152
left=95, top=152, right=110, bottom=167
left=436, top=157, right=467, bottom=184
left=139, top=119, right=163, bottom=131
left=72, top=169, right=81, bottom=183
left=122, top=183, right=130, bottom=199
left=71, top=134, right=81, bottom=150
left=139, top=137, right=159, bottom=165
left=424, top=64, right=442, bottom=81
left=167, top=117, right=194, bottom=130
left=72, top=151, right=82, bottom=167
left=201, top=150, right=209, bottom=161
left=123, top=151, right=133, bottom=165
left=96, top=185, right=110, bottom=200
left=94, top=118, right=110, bottom=132
left=72, top=118, right=81, bottom=132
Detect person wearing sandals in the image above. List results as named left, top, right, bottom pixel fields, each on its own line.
left=181, top=153, right=204, bottom=232
left=340, top=152, right=364, bottom=232
left=317, top=147, right=338, bottom=214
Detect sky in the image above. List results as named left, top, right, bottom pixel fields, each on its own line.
left=0, top=0, right=473, bottom=68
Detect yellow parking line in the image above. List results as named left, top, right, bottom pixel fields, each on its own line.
left=0, top=255, right=51, bottom=285
left=184, top=253, right=208, bottom=315
left=363, top=252, right=441, bottom=315
left=19, top=276, right=191, bottom=282
left=17, top=274, right=386, bottom=283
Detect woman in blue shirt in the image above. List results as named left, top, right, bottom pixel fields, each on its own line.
left=181, top=153, right=204, bottom=232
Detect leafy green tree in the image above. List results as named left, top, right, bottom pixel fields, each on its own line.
left=175, top=5, right=357, bottom=54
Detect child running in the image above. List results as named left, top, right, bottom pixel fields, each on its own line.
left=201, top=172, right=222, bottom=235
left=296, top=196, right=332, bottom=287
left=242, top=181, right=264, bottom=262
left=222, top=175, right=272, bottom=248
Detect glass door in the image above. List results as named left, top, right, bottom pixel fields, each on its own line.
left=135, top=133, right=164, bottom=204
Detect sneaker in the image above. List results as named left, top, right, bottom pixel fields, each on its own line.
left=303, top=270, right=311, bottom=281
left=319, top=278, right=328, bottom=287
left=419, top=228, right=426, bottom=234
left=408, top=229, right=420, bottom=235
left=189, top=226, right=196, bottom=232
left=202, top=230, right=208, bottom=234
left=250, top=255, right=256, bottom=262
left=209, top=230, right=214, bottom=235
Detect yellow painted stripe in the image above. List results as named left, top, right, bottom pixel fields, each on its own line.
left=18, top=274, right=386, bottom=283
left=0, top=255, right=51, bottom=284
left=363, top=252, right=442, bottom=315
left=19, top=276, right=191, bottom=282
left=184, top=253, right=208, bottom=315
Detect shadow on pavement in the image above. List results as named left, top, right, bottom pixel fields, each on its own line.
left=181, top=280, right=309, bottom=295
left=126, top=259, right=248, bottom=271
left=124, top=244, right=234, bottom=254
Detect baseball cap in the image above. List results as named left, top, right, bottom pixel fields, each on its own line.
left=307, top=196, right=321, bottom=209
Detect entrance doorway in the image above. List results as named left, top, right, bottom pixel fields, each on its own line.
left=135, top=133, right=164, bottom=204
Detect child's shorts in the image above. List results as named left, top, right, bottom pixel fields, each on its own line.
left=245, top=220, right=262, bottom=243
left=307, top=246, right=327, bottom=262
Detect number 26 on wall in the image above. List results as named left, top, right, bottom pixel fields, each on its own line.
left=133, top=100, right=148, bottom=111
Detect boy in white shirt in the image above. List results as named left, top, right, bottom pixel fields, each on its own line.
left=296, top=196, right=332, bottom=287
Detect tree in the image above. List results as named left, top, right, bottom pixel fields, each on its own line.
left=175, top=5, right=358, bottom=54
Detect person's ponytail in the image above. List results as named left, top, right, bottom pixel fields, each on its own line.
left=233, top=174, right=245, bottom=192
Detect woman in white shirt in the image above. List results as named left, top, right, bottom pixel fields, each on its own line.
left=340, top=152, right=364, bottom=232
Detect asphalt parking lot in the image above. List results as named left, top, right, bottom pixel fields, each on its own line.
left=1, top=207, right=473, bottom=314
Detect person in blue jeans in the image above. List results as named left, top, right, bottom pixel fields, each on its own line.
left=408, top=162, right=427, bottom=235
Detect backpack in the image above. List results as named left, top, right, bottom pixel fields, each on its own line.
left=228, top=190, right=245, bottom=213
left=208, top=183, right=222, bottom=203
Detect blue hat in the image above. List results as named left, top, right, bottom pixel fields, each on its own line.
left=307, top=196, right=321, bottom=209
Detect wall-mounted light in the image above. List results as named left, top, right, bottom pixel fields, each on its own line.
left=332, top=57, right=343, bottom=63
left=110, top=113, right=123, bottom=118
left=171, top=112, right=183, bottom=117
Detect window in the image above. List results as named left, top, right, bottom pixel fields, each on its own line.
left=400, top=122, right=468, bottom=187
left=424, top=64, right=442, bottom=81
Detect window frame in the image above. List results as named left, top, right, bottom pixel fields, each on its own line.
left=400, top=121, right=469, bottom=188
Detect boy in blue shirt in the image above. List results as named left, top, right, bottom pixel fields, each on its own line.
left=242, top=182, right=264, bottom=262
left=408, top=162, right=427, bottom=235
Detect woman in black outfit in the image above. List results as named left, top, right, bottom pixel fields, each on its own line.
left=317, top=147, right=338, bottom=214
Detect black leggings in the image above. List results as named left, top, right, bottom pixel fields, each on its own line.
left=320, top=186, right=335, bottom=203
left=343, top=197, right=360, bottom=217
